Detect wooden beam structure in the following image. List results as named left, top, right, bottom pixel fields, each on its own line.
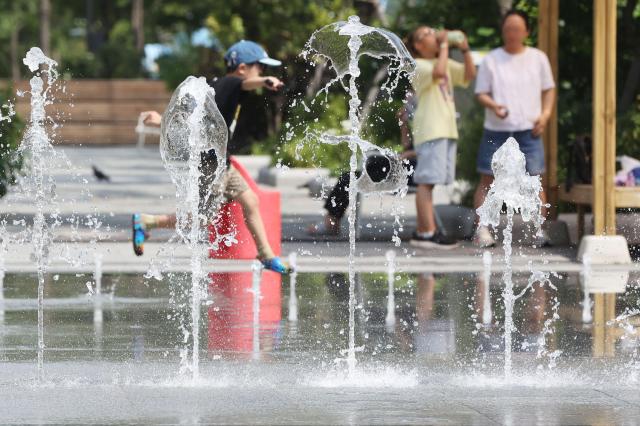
left=537, top=0, right=559, bottom=219
left=592, top=0, right=617, bottom=235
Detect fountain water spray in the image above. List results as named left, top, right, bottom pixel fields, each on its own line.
left=385, top=250, right=396, bottom=332
left=0, top=221, right=7, bottom=325
left=481, top=251, right=493, bottom=326
left=92, top=252, right=104, bottom=331
left=304, top=15, right=415, bottom=374
left=477, top=137, right=546, bottom=378
left=158, top=76, right=228, bottom=379
left=288, top=252, right=298, bottom=323
left=580, top=255, right=593, bottom=323
left=8, top=47, right=105, bottom=381
left=252, top=260, right=263, bottom=360
left=15, top=47, right=61, bottom=381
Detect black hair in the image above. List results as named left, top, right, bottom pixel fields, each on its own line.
left=404, top=26, right=430, bottom=58
left=226, top=61, right=262, bottom=73
left=501, top=9, right=530, bottom=31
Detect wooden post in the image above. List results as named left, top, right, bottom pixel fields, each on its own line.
left=592, top=0, right=606, bottom=235
left=538, top=0, right=559, bottom=219
left=592, top=0, right=617, bottom=236
left=604, top=0, right=617, bottom=235
left=132, top=0, right=145, bottom=52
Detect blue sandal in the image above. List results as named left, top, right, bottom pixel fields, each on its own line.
left=261, top=257, right=293, bottom=275
left=132, top=214, right=148, bottom=256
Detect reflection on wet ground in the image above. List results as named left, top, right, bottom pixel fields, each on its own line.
left=1, top=269, right=640, bottom=424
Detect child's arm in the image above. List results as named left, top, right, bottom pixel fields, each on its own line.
left=241, top=76, right=284, bottom=91
left=141, top=110, right=162, bottom=126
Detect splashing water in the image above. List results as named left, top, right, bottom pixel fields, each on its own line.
left=385, top=250, right=396, bottom=332
left=17, top=47, right=61, bottom=381
left=304, top=15, right=415, bottom=374
left=288, top=252, right=298, bottom=323
left=481, top=251, right=493, bottom=326
left=9, top=48, right=104, bottom=381
left=251, top=261, right=263, bottom=360
left=158, top=76, right=228, bottom=379
left=477, top=137, right=546, bottom=378
left=580, top=255, right=593, bottom=323
left=0, top=221, right=7, bottom=324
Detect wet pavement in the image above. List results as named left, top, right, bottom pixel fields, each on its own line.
left=1, top=270, right=640, bottom=424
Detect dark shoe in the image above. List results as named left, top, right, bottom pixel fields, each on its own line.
left=261, top=257, right=293, bottom=275
left=409, top=231, right=459, bottom=250
left=132, top=214, right=148, bottom=256
left=533, top=229, right=552, bottom=248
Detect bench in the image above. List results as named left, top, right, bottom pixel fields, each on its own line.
left=559, top=183, right=640, bottom=238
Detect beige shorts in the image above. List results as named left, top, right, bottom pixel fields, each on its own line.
left=220, top=164, right=249, bottom=201
left=199, top=164, right=249, bottom=217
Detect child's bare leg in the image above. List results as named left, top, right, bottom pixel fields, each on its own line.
left=140, top=214, right=176, bottom=229
left=132, top=213, right=175, bottom=256
left=235, top=189, right=275, bottom=260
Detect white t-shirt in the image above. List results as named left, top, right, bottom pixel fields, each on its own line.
left=475, top=47, right=555, bottom=132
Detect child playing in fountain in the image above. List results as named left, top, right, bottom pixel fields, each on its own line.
left=132, top=40, right=291, bottom=275
left=405, top=26, right=476, bottom=249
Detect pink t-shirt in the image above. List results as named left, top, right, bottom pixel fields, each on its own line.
left=475, top=47, right=555, bottom=132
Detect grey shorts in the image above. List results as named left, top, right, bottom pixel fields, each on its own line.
left=414, top=138, right=457, bottom=185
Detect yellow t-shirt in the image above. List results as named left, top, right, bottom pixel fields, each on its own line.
left=411, top=58, right=468, bottom=145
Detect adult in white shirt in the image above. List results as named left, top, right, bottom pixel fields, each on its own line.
left=473, top=9, right=556, bottom=247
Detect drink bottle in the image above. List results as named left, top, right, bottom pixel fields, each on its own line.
left=447, top=30, right=465, bottom=46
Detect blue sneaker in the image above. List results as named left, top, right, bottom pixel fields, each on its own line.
left=261, top=257, right=293, bottom=275
left=132, top=214, right=148, bottom=256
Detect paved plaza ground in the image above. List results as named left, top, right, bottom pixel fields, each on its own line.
left=3, top=145, right=640, bottom=274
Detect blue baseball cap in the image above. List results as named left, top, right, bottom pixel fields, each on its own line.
left=224, top=40, right=282, bottom=69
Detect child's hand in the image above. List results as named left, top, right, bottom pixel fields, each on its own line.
left=141, top=111, right=162, bottom=126
left=264, top=77, right=284, bottom=91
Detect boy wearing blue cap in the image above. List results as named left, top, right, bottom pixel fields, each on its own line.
left=133, top=41, right=291, bottom=274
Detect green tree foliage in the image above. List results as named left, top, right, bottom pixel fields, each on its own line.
left=0, top=0, right=638, bottom=187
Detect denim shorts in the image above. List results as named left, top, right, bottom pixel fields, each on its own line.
left=414, top=138, right=457, bottom=185
left=476, top=129, right=545, bottom=176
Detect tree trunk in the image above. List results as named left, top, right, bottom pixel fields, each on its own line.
left=306, top=62, right=327, bottom=98
left=361, top=64, right=389, bottom=122
left=10, top=26, right=20, bottom=81
left=39, top=0, right=51, bottom=55
left=132, top=0, right=144, bottom=51
left=618, top=0, right=639, bottom=113
left=619, top=56, right=640, bottom=113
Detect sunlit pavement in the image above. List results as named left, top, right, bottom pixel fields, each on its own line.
left=3, top=145, right=638, bottom=273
